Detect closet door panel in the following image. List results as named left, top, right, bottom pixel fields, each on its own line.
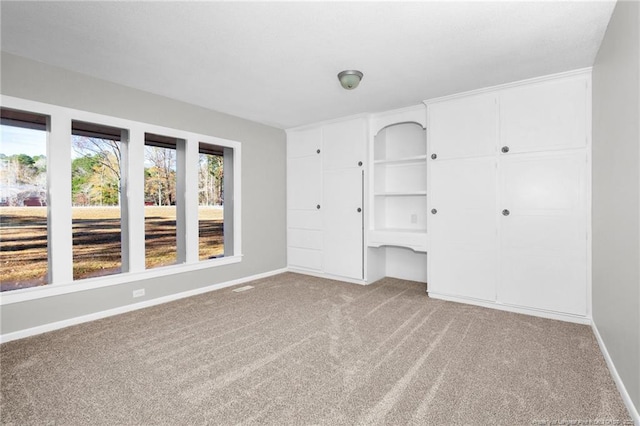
left=429, top=157, right=498, bottom=301
left=289, top=247, right=323, bottom=271
left=288, top=210, right=322, bottom=230
left=322, top=119, right=366, bottom=170
left=499, top=151, right=587, bottom=315
left=287, top=155, right=321, bottom=211
left=429, top=94, right=497, bottom=160
left=500, top=76, right=588, bottom=154
left=288, top=127, right=322, bottom=158
left=323, top=168, right=363, bottom=279
left=288, top=229, right=323, bottom=251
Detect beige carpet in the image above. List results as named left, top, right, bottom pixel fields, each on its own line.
left=0, top=273, right=632, bottom=425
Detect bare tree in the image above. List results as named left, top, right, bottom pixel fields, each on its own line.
left=72, top=136, right=122, bottom=181
left=198, top=153, right=223, bottom=206
left=72, top=137, right=122, bottom=206
left=145, top=146, right=176, bottom=206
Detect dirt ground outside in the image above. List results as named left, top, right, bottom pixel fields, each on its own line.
left=0, top=206, right=223, bottom=292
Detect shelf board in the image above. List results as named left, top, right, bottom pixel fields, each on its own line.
left=374, top=191, right=427, bottom=197
left=368, top=229, right=428, bottom=252
left=373, top=155, right=427, bottom=165
left=372, top=228, right=427, bottom=234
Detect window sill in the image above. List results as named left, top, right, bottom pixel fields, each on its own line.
left=0, top=255, right=243, bottom=305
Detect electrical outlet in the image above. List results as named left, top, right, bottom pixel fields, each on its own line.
left=133, top=289, right=145, bottom=298
left=410, top=213, right=418, bottom=224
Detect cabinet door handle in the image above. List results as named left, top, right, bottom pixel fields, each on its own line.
left=502, top=209, right=510, bottom=216
left=317, top=204, right=321, bottom=210
left=358, top=161, right=363, bottom=166
left=431, top=208, right=437, bottom=214
left=501, top=146, right=509, bottom=153
left=317, top=149, right=321, bottom=154
left=431, top=153, right=437, bottom=160
left=357, top=207, right=362, bottom=213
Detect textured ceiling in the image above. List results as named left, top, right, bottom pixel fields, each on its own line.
left=1, top=1, right=615, bottom=129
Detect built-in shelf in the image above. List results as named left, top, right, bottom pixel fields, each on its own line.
left=368, top=229, right=428, bottom=252
left=371, top=119, right=428, bottom=252
left=374, top=228, right=427, bottom=234
left=374, top=191, right=427, bottom=197
left=373, top=155, right=427, bottom=165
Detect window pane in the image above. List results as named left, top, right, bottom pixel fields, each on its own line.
left=71, top=121, right=124, bottom=280
left=0, top=111, right=48, bottom=291
left=145, top=135, right=178, bottom=269
left=198, top=145, right=224, bottom=260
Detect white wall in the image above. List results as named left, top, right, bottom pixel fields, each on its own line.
left=592, top=0, right=640, bottom=415
left=385, top=247, right=427, bottom=283
left=0, top=52, right=287, bottom=335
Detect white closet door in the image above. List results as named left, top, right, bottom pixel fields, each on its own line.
left=428, top=93, right=497, bottom=160
left=322, top=119, right=366, bottom=170
left=288, top=127, right=322, bottom=158
left=287, top=155, right=321, bottom=211
left=323, top=168, right=363, bottom=280
left=288, top=247, right=323, bottom=271
left=287, top=139, right=322, bottom=271
left=499, top=151, right=587, bottom=315
left=500, top=76, right=588, bottom=154
left=429, top=157, right=498, bottom=301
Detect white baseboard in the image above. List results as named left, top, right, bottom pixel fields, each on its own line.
left=0, top=268, right=288, bottom=344
left=592, top=322, right=640, bottom=425
left=428, top=291, right=592, bottom=325
left=287, top=267, right=368, bottom=285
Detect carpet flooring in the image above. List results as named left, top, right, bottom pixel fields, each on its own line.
left=0, top=273, right=632, bottom=425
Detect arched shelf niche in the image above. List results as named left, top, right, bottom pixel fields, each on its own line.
left=370, top=114, right=428, bottom=253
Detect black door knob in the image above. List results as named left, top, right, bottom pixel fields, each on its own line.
left=501, top=146, right=509, bottom=153
left=316, top=149, right=321, bottom=154
left=502, top=209, right=510, bottom=216
left=358, top=161, right=363, bottom=166
left=431, top=209, right=437, bottom=214
left=357, top=207, right=362, bottom=213
left=431, top=153, right=437, bottom=160
left=316, top=204, right=321, bottom=210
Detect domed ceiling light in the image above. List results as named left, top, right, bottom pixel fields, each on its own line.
left=337, top=70, right=364, bottom=90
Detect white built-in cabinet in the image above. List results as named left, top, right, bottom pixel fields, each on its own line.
left=286, top=70, right=590, bottom=322
left=426, top=71, right=590, bottom=318
left=286, top=117, right=366, bottom=281
left=287, top=127, right=323, bottom=271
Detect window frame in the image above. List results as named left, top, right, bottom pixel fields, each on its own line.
left=71, top=121, right=127, bottom=281
left=0, top=95, right=242, bottom=305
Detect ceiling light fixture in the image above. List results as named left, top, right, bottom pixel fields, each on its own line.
left=337, top=70, right=363, bottom=90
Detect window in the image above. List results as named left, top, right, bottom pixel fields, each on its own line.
left=198, top=143, right=225, bottom=260
left=0, top=96, right=241, bottom=299
left=0, top=108, right=49, bottom=291
left=199, top=143, right=235, bottom=260
left=71, top=121, right=125, bottom=280
left=144, top=133, right=181, bottom=269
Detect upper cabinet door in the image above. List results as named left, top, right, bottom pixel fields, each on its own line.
left=288, top=127, right=322, bottom=158
left=322, top=118, right=366, bottom=170
left=500, top=76, right=588, bottom=154
left=428, top=93, right=497, bottom=160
